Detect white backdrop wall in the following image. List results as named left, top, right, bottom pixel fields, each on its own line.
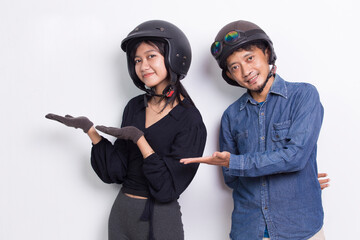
left=1, top=0, right=359, bottom=239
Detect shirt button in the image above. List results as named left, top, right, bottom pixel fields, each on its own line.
left=261, top=112, right=264, bottom=116
left=261, top=136, right=265, bottom=140
left=264, top=206, right=268, bottom=210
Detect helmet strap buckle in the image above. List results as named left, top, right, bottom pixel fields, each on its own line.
left=165, top=86, right=174, bottom=97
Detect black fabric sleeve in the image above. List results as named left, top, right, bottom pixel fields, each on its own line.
left=90, top=101, right=132, bottom=184
left=142, top=123, right=206, bottom=202
left=90, top=137, right=129, bottom=184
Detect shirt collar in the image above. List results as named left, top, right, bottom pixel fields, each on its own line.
left=269, top=74, right=288, bottom=99
left=238, top=74, right=288, bottom=111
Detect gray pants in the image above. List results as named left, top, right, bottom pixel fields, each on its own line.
left=109, top=191, right=184, bottom=240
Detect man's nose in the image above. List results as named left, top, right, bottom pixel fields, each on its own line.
left=241, top=64, right=252, bottom=78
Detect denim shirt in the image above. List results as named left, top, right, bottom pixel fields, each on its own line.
left=220, top=75, right=324, bottom=240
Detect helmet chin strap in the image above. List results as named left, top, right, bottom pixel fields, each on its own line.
left=143, top=84, right=175, bottom=107
left=254, top=64, right=277, bottom=94
left=268, top=64, right=277, bottom=80
left=146, top=85, right=174, bottom=98
left=144, top=70, right=176, bottom=96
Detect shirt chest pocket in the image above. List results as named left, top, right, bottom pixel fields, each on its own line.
left=271, top=120, right=291, bottom=148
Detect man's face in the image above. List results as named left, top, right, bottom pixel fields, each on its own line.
left=226, top=46, right=271, bottom=93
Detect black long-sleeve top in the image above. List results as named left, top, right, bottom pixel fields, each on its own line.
left=90, top=95, right=207, bottom=203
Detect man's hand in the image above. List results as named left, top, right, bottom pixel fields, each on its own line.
left=95, top=125, right=144, bottom=144
left=180, top=151, right=230, bottom=168
left=318, top=173, right=330, bottom=190
left=45, top=113, right=93, bottom=133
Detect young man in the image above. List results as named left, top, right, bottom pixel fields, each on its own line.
left=181, top=20, right=326, bottom=240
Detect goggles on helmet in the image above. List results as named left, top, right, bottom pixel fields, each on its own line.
left=211, top=29, right=266, bottom=58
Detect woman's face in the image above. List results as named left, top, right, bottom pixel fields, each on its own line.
left=134, top=42, right=169, bottom=92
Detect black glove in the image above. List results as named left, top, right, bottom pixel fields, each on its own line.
left=95, top=125, right=144, bottom=143
left=45, top=113, right=94, bottom=133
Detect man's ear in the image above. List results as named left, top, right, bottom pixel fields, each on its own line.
left=226, top=70, right=234, bottom=80
left=265, top=47, right=271, bottom=64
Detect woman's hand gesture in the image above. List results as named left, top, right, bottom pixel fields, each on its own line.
left=96, top=125, right=144, bottom=144
left=45, top=113, right=93, bottom=133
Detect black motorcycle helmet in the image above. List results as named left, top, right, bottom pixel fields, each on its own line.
left=210, top=20, right=277, bottom=87
left=121, top=20, right=192, bottom=94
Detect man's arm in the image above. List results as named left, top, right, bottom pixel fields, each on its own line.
left=183, top=85, right=324, bottom=178
left=181, top=151, right=230, bottom=167
left=181, top=154, right=330, bottom=190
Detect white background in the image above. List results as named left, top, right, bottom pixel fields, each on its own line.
left=1, top=0, right=359, bottom=239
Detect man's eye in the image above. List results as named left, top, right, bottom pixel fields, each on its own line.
left=232, top=66, right=239, bottom=71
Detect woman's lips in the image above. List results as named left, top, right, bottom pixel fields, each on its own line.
left=143, top=72, right=154, bottom=78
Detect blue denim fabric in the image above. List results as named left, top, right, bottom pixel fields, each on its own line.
left=220, top=75, right=324, bottom=240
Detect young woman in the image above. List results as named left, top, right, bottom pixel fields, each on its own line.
left=46, top=20, right=207, bottom=240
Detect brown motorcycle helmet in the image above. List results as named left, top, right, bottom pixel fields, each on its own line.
left=211, top=20, right=276, bottom=87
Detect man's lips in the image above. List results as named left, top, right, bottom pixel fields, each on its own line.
left=247, top=74, right=259, bottom=85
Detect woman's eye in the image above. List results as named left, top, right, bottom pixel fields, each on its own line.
left=148, top=54, right=156, bottom=59
left=134, top=59, right=141, bottom=64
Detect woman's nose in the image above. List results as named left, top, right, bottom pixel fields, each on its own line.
left=140, top=59, right=150, bottom=70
